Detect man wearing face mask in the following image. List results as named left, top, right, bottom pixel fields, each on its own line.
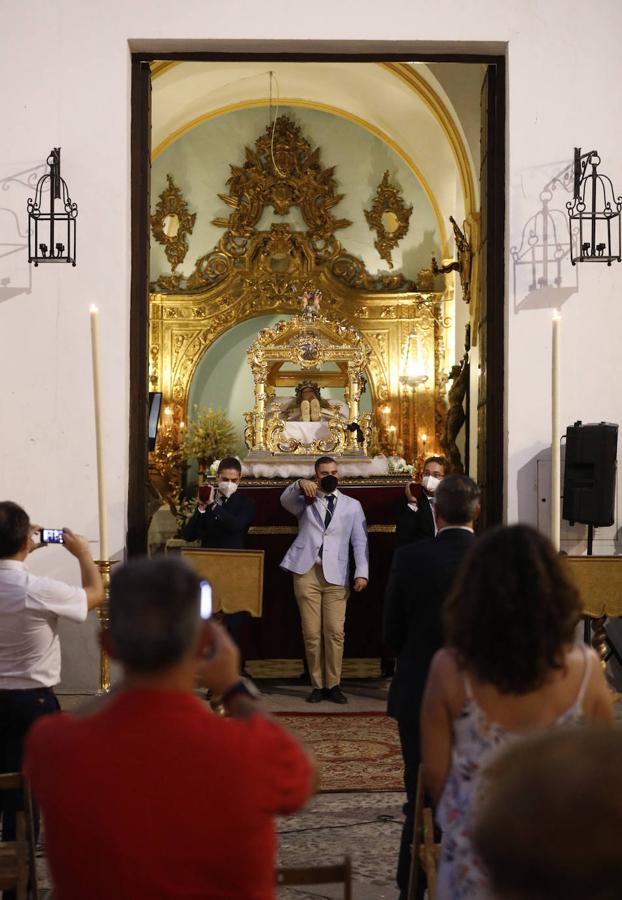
left=394, top=455, right=449, bottom=547
left=183, top=457, right=255, bottom=649
left=280, top=457, right=369, bottom=704
left=183, top=457, right=255, bottom=550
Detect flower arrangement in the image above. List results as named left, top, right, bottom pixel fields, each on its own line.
left=387, top=457, right=414, bottom=476
left=151, top=429, right=188, bottom=503
left=182, top=405, right=237, bottom=469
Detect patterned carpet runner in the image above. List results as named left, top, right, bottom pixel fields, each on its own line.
left=275, top=712, right=403, bottom=791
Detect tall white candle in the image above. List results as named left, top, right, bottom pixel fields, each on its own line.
left=89, top=305, right=109, bottom=561
left=551, top=310, right=561, bottom=551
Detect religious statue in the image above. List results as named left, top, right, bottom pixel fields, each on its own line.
left=280, top=380, right=344, bottom=422
left=440, top=353, right=468, bottom=471
left=300, top=289, right=322, bottom=318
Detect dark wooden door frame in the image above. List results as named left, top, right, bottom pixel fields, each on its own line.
left=129, top=48, right=505, bottom=555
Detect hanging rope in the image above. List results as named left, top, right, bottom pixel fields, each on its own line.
left=268, top=70, right=286, bottom=178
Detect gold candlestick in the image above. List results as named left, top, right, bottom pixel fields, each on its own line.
left=95, top=559, right=116, bottom=694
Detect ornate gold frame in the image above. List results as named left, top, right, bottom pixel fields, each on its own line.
left=364, top=170, right=412, bottom=269
left=244, top=306, right=372, bottom=456
left=150, top=174, right=196, bottom=283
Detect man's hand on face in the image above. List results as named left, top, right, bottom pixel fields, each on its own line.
left=197, top=619, right=241, bottom=696
left=353, top=577, right=368, bottom=592
left=299, top=478, right=317, bottom=499
left=61, top=527, right=93, bottom=560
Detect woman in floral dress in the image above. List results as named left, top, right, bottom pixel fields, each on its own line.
left=421, top=525, right=613, bottom=900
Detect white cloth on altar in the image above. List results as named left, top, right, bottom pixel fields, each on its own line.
left=242, top=455, right=391, bottom=479
left=267, top=395, right=350, bottom=446
left=281, top=420, right=333, bottom=443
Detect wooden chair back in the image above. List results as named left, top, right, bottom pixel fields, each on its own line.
left=0, top=773, right=39, bottom=900
left=407, top=764, right=440, bottom=900
left=277, top=856, right=352, bottom=899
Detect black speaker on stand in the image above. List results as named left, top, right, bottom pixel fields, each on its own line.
left=562, top=421, right=618, bottom=553
left=562, top=421, right=618, bottom=649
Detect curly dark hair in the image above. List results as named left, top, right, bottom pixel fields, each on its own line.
left=294, top=380, right=321, bottom=402
left=443, top=524, right=582, bottom=694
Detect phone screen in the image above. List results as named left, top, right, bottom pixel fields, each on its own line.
left=41, top=528, right=64, bottom=544
left=200, top=580, right=212, bottom=619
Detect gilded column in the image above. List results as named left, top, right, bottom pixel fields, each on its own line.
left=347, top=368, right=360, bottom=451
left=254, top=369, right=267, bottom=451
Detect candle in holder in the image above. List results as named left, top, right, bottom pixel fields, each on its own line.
left=421, top=432, right=428, bottom=455
left=381, top=405, right=391, bottom=428
left=89, top=305, right=109, bottom=561
left=551, top=310, right=561, bottom=551
left=388, top=424, right=397, bottom=450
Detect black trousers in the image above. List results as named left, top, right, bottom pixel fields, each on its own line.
left=396, top=716, right=427, bottom=900
left=0, top=687, right=60, bottom=840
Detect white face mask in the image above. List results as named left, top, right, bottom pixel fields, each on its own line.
left=218, top=480, right=238, bottom=499
left=422, top=474, right=441, bottom=494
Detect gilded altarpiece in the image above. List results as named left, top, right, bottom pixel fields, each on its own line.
left=149, top=115, right=450, bottom=465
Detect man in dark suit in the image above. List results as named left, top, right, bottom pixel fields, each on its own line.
left=383, top=474, right=480, bottom=898
left=183, top=457, right=255, bottom=550
left=183, top=457, right=255, bottom=648
left=394, top=455, right=449, bottom=547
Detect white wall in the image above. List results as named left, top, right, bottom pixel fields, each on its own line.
left=2, top=0, right=622, bottom=689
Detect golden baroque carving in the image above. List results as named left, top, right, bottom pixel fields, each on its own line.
left=150, top=174, right=197, bottom=276
left=213, top=115, right=351, bottom=243
left=329, top=252, right=419, bottom=292
left=151, top=114, right=430, bottom=296
left=364, top=171, right=412, bottom=268
left=431, top=215, right=473, bottom=304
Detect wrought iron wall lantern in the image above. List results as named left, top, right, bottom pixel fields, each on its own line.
left=567, top=148, right=622, bottom=265
left=27, top=148, right=78, bottom=266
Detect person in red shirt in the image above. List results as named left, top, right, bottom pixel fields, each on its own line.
left=24, top=557, right=314, bottom=900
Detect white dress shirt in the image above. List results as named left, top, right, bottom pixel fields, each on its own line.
left=314, top=489, right=338, bottom=563
left=0, top=560, right=87, bottom=689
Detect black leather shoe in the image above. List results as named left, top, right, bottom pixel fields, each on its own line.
left=306, top=688, right=325, bottom=703
left=326, top=686, right=348, bottom=704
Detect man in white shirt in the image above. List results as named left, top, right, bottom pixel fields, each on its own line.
left=0, top=500, right=104, bottom=840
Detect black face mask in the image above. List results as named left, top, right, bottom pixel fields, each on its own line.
left=320, top=474, right=338, bottom=494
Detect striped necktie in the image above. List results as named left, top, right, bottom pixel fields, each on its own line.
left=324, top=494, right=335, bottom=529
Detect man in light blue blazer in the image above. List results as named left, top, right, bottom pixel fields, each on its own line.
left=280, top=456, right=369, bottom=704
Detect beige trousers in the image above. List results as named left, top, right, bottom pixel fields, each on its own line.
left=293, top=562, right=350, bottom=689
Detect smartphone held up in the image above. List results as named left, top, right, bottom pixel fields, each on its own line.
left=198, top=484, right=213, bottom=504
left=200, top=580, right=213, bottom=619
left=41, top=528, right=64, bottom=545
